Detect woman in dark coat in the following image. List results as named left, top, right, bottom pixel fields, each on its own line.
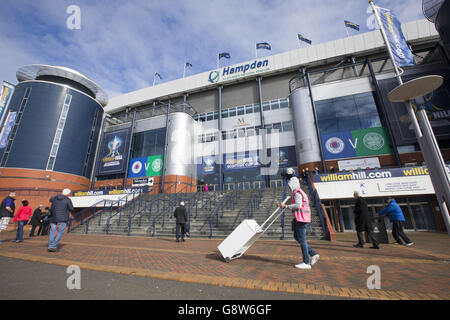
left=29, top=205, right=44, bottom=237
left=353, top=191, right=379, bottom=249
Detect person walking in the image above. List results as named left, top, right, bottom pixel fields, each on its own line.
left=174, top=201, right=188, bottom=242
left=41, top=208, right=51, bottom=236
left=48, top=189, right=74, bottom=252
left=13, top=200, right=33, bottom=243
left=280, top=168, right=319, bottom=270
left=353, top=191, right=379, bottom=249
left=29, top=204, right=44, bottom=237
left=0, top=191, right=16, bottom=244
left=379, top=197, right=414, bottom=246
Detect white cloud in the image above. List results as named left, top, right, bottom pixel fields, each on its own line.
left=0, top=0, right=426, bottom=99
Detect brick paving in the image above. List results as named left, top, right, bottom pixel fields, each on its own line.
left=0, top=229, right=449, bottom=300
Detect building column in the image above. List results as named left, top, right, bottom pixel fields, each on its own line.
left=218, top=85, right=223, bottom=191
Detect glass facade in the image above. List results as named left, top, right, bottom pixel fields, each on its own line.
left=324, top=197, right=439, bottom=232
left=131, top=128, right=166, bottom=159
left=315, top=92, right=381, bottom=134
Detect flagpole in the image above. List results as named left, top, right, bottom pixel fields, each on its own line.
left=153, top=74, right=156, bottom=87
left=345, top=25, right=350, bottom=38
left=183, top=64, right=186, bottom=78
left=255, top=44, right=258, bottom=59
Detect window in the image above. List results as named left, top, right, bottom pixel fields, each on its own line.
left=228, top=107, right=236, bottom=117
left=253, top=103, right=260, bottom=113
left=193, top=114, right=199, bottom=121
left=316, top=92, right=382, bottom=134
left=270, top=100, right=279, bottom=110
left=279, top=98, right=289, bottom=108
left=207, top=112, right=214, bottom=121
left=247, top=128, right=255, bottom=137
left=221, top=110, right=228, bottom=118
left=263, top=102, right=270, bottom=111
left=222, top=131, right=227, bottom=140
left=237, top=106, right=245, bottom=116
left=238, top=128, right=245, bottom=138
left=273, top=123, right=282, bottom=131
left=282, top=121, right=293, bottom=132
left=213, top=112, right=218, bottom=120
left=245, top=105, right=253, bottom=114
left=199, top=114, right=206, bottom=122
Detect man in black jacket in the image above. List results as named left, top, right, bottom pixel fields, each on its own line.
left=0, top=191, right=16, bottom=244
left=353, top=191, right=379, bottom=249
left=174, top=201, right=188, bottom=242
left=29, top=204, right=44, bottom=237
left=48, top=189, right=74, bottom=252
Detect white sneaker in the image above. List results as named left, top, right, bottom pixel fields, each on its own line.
left=405, top=242, right=414, bottom=247
left=295, top=263, right=311, bottom=270
left=311, top=254, right=320, bottom=266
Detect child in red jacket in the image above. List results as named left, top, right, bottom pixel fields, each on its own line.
left=13, top=200, right=32, bottom=243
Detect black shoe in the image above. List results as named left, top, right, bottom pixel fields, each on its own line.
left=370, top=246, right=380, bottom=249
left=353, top=244, right=363, bottom=248
left=182, top=238, right=185, bottom=242
left=176, top=239, right=179, bottom=242
left=48, top=248, right=57, bottom=252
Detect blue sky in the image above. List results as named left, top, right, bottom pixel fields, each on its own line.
left=0, top=0, right=425, bottom=100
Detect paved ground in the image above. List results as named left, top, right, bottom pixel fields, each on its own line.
left=0, top=229, right=449, bottom=300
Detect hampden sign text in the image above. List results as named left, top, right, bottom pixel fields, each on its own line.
left=209, top=59, right=270, bottom=83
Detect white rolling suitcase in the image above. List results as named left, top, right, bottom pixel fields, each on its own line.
left=218, top=197, right=290, bottom=262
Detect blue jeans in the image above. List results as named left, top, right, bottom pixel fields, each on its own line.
left=48, top=222, right=67, bottom=249
left=15, top=221, right=26, bottom=241
left=293, top=221, right=317, bottom=264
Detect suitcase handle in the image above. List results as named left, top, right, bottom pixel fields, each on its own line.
left=260, top=196, right=290, bottom=232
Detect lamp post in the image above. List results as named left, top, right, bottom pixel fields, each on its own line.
left=388, top=75, right=450, bottom=235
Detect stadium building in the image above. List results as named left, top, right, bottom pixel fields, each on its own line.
left=1, top=17, right=449, bottom=233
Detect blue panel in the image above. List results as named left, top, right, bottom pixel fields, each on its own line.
left=321, top=131, right=357, bottom=160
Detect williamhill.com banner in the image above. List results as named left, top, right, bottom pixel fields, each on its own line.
left=313, top=166, right=445, bottom=183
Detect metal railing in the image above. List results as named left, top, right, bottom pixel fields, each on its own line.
left=208, top=191, right=239, bottom=239
left=105, top=191, right=148, bottom=235
left=246, top=189, right=263, bottom=219
left=305, top=175, right=329, bottom=238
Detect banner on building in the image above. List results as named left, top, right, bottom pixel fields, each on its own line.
left=97, top=127, right=132, bottom=175
left=0, top=82, right=15, bottom=126
left=378, top=63, right=450, bottom=145
left=0, top=111, right=17, bottom=148
left=321, top=127, right=392, bottom=160
left=313, top=165, right=450, bottom=199
left=197, top=146, right=298, bottom=175
left=128, top=154, right=163, bottom=178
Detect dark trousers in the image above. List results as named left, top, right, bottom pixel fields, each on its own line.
left=392, top=221, right=412, bottom=244
left=29, top=225, right=43, bottom=236
left=41, top=223, right=50, bottom=236
left=357, top=230, right=379, bottom=248
left=176, top=223, right=185, bottom=240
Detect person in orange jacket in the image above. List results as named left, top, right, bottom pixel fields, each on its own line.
left=13, top=200, right=33, bottom=243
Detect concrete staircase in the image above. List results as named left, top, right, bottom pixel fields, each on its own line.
left=69, top=185, right=328, bottom=240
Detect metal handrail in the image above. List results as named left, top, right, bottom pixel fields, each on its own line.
left=151, top=196, right=178, bottom=236
left=305, top=175, right=329, bottom=237
left=68, top=199, right=108, bottom=232
left=105, top=192, right=144, bottom=235
left=209, top=191, right=236, bottom=239
left=126, top=189, right=155, bottom=236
